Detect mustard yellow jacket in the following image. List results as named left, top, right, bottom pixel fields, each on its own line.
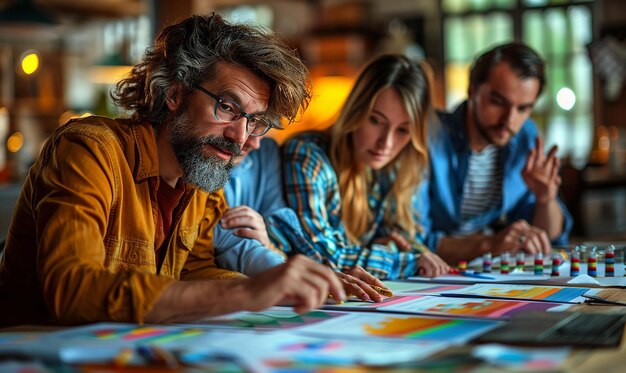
left=0, top=116, right=240, bottom=326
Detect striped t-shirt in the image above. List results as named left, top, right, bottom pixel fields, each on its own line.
left=458, top=144, right=502, bottom=234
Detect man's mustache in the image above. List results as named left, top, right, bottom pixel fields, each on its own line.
left=201, top=136, right=242, bottom=157
left=493, top=124, right=516, bottom=136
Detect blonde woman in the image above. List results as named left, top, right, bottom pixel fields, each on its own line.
left=283, top=54, right=450, bottom=279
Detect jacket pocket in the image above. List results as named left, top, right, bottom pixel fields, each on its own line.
left=178, top=227, right=198, bottom=251
left=104, top=237, right=155, bottom=273
left=171, top=228, right=198, bottom=274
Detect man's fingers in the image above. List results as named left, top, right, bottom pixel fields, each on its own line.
left=532, top=227, right=552, bottom=255
left=524, top=148, right=536, bottom=174
left=286, top=259, right=332, bottom=311
left=546, top=144, right=558, bottom=160
left=289, top=281, right=321, bottom=314
left=295, top=256, right=345, bottom=303
left=525, top=233, right=542, bottom=255
left=418, top=252, right=450, bottom=278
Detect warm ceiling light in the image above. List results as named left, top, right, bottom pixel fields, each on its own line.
left=7, top=131, right=24, bottom=153
left=20, top=50, right=39, bottom=75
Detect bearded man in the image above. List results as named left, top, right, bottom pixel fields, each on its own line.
left=0, top=14, right=347, bottom=326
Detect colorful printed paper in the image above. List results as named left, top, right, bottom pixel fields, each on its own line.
left=294, top=313, right=501, bottom=344
left=379, top=295, right=572, bottom=319
left=184, top=307, right=349, bottom=330
left=439, top=284, right=599, bottom=303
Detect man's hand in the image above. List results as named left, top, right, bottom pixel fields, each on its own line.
left=418, top=251, right=451, bottom=277
left=485, top=219, right=551, bottom=256
left=522, top=136, right=561, bottom=204
left=244, top=255, right=345, bottom=314
left=220, top=205, right=271, bottom=247
left=336, top=266, right=390, bottom=303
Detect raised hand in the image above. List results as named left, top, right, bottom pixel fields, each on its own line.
left=522, top=136, right=561, bottom=204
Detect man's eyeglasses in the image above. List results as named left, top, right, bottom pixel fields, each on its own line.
left=194, top=85, right=276, bottom=137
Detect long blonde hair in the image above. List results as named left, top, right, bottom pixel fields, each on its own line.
left=328, top=54, right=433, bottom=243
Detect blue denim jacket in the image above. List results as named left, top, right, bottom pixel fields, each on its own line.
left=420, top=101, right=573, bottom=251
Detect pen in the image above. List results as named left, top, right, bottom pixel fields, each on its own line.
left=459, top=271, right=495, bottom=280
left=582, top=294, right=626, bottom=306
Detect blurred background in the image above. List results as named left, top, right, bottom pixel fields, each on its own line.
left=0, top=0, right=624, bottom=243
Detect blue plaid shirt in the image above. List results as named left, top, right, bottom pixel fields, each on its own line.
left=283, top=132, right=428, bottom=280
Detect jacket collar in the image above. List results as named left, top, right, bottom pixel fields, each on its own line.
left=127, top=121, right=160, bottom=183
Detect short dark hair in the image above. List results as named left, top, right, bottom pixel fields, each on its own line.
left=469, top=42, right=546, bottom=97
left=113, top=13, right=311, bottom=126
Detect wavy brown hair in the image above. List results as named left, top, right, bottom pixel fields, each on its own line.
left=328, top=54, right=433, bottom=242
left=113, top=14, right=311, bottom=126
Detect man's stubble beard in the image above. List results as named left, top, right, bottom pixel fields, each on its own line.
left=471, top=98, right=515, bottom=148
left=167, top=111, right=241, bottom=193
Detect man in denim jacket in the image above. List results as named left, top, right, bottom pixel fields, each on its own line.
left=421, top=43, right=573, bottom=264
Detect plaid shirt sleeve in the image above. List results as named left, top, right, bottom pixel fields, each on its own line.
left=282, top=135, right=421, bottom=280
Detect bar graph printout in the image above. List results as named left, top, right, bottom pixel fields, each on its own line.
left=183, top=308, right=350, bottom=330
left=324, top=294, right=571, bottom=319
left=294, top=313, right=502, bottom=344
left=439, top=284, right=600, bottom=303
left=382, top=281, right=469, bottom=294
left=191, top=330, right=448, bottom=369
left=379, top=296, right=572, bottom=319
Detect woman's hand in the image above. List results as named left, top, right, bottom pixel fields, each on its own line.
left=334, top=266, right=392, bottom=303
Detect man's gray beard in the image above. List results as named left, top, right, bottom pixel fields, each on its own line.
left=168, top=112, right=238, bottom=193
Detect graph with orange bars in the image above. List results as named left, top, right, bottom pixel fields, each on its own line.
left=424, top=299, right=557, bottom=318
left=362, top=316, right=495, bottom=340
left=442, top=284, right=591, bottom=303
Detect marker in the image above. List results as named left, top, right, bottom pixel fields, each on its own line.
left=516, top=252, right=525, bottom=272
left=571, top=247, right=581, bottom=276
left=482, top=252, right=492, bottom=273
left=500, top=252, right=510, bottom=274
left=606, top=245, right=615, bottom=277
left=457, top=260, right=468, bottom=273
left=588, top=247, right=597, bottom=277
left=371, top=285, right=394, bottom=297
left=534, top=252, right=544, bottom=275
left=550, top=254, right=560, bottom=276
